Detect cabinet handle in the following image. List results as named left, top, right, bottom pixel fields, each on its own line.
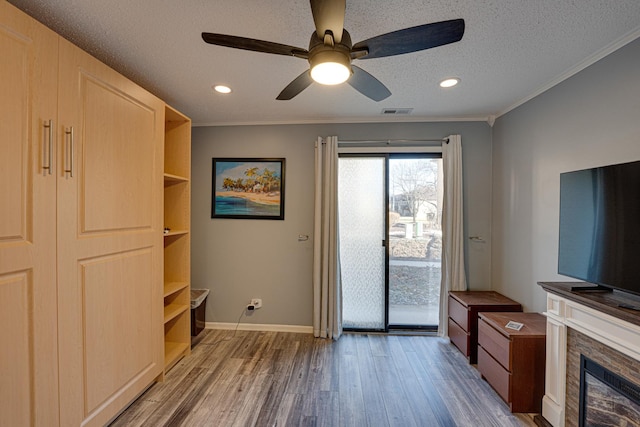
left=43, top=120, right=53, bottom=175
left=64, top=127, right=74, bottom=177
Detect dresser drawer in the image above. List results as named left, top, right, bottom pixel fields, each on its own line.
left=448, top=317, right=469, bottom=356
left=448, top=295, right=468, bottom=331
left=478, top=312, right=547, bottom=413
left=478, top=318, right=511, bottom=370
left=478, top=345, right=511, bottom=404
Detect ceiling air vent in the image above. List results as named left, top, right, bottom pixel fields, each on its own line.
left=381, top=108, right=413, bottom=115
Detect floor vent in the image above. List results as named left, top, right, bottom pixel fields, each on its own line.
left=381, top=108, right=413, bottom=115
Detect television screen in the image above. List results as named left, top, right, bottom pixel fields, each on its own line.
left=558, top=160, right=640, bottom=295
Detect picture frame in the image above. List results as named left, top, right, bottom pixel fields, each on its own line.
left=505, top=321, right=524, bottom=331
left=211, top=158, right=285, bottom=220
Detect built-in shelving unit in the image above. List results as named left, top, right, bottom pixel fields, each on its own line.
left=163, top=105, right=191, bottom=373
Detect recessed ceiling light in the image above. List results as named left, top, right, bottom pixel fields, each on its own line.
left=439, top=78, right=460, bottom=88
left=213, top=85, right=232, bottom=94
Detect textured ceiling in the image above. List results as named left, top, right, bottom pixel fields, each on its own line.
left=7, top=0, right=640, bottom=126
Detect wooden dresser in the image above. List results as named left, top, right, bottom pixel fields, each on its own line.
left=448, top=291, right=522, bottom=363
left=477, top=312, right=546, bottom=413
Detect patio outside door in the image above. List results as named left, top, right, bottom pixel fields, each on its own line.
left=339, top=154, right=442, bottom=331
left=339, top=156, right=386, bottom=330
left=388, top=156, right=442, bottom=330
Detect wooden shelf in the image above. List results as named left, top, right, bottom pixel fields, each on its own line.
left=164, top=173, right=189, bottom=185
left=539, top=281, right=640, bottom=328
left=164, top=281, right=189, bottom=298
left=163, top=230, right=189, bottom=237
left=164, top=341, right=190, bottom=370
left=164, top=303, right=189, bottom=324
left=163, top=105, right=191, bottom=373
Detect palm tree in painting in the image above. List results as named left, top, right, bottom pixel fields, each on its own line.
left=261, top=168, right=278, bottom=193
left=222, top=177, right=234, bottom=191
left=242, top=167, right=258, bottom=192
left=245, top=167, right=259, bottom=179
left=244, top=178, right=256, bottom=192
left=220, top=165, right=281, bottom=194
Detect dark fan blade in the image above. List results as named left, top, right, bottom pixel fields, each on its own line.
left=347, top=65, right=391, bottom=101
left=276, top=70, right=314, bottom=100
left=310, top=0, right=345, bottom=43
left=352, top=19, right=464, bottom=60
left=202, top=33, right=309, bottom=59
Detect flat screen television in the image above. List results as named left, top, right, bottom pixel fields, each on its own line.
left=558, top=160, right=640, bottom=296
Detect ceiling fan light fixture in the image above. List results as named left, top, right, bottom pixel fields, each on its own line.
left=439, top=77, right=460, bottom=88
left=311, top=62, right=350, bottom=85
left=309, top=50, right=351, bottom=85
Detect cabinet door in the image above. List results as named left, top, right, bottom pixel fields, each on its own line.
left=56, top=38, right=164, bottom=426
left=0, top=3, right=60, bottom=425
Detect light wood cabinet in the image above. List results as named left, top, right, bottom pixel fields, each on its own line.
left=163, top=106, right=192, bottom=373
left=0, top=2, right=60, bottom=425
left=1, top=1, right=170, bottom=425
left=56, top=37, right=164, bottom=426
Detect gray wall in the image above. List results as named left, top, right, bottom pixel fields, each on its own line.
left=192, top=122, right=492, bottom=326
left=492, top=38, right=640, bottom=312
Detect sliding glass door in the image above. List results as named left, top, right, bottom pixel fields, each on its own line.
left=338, top=156, right=387, bottom=330
left=339, top=153, right=443, bottom=332
left=388, top=156, right=442, bottom=329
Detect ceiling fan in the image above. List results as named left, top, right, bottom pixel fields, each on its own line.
left=202, top=0, right=464, bottom=101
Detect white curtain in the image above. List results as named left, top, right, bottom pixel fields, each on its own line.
left=438, top=134, right=468, bottom=336
left=313, top=136, right=342, bottom=339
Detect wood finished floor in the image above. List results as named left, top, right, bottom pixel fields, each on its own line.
left=111, top=330, right=537, bottom=427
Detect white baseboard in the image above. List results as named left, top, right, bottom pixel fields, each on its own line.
left=205, top=322, right=313, bottom=334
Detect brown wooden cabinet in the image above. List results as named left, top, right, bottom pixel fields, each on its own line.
left=448, top=291, right=522, bottom=363
left=477, top=312, right=546, bottom=413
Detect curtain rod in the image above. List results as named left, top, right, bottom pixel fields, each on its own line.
left=338, top=138, right=449, bottom=146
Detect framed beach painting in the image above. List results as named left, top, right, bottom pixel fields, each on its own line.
left=211, top=158, right=285, bottom=220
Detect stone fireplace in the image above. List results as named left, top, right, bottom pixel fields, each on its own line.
left=566, top=329, right=640, bottom=426
left=538, top=282, right=640, bottom=427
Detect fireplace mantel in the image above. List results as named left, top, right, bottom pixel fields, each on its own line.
left=538, top=282, right=640, bottom=427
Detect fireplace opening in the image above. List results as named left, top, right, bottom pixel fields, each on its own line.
left=579, top=355, right=640, bottom=427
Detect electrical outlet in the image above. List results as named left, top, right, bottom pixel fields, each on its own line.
left=250, top=298, right=262, bottom=309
